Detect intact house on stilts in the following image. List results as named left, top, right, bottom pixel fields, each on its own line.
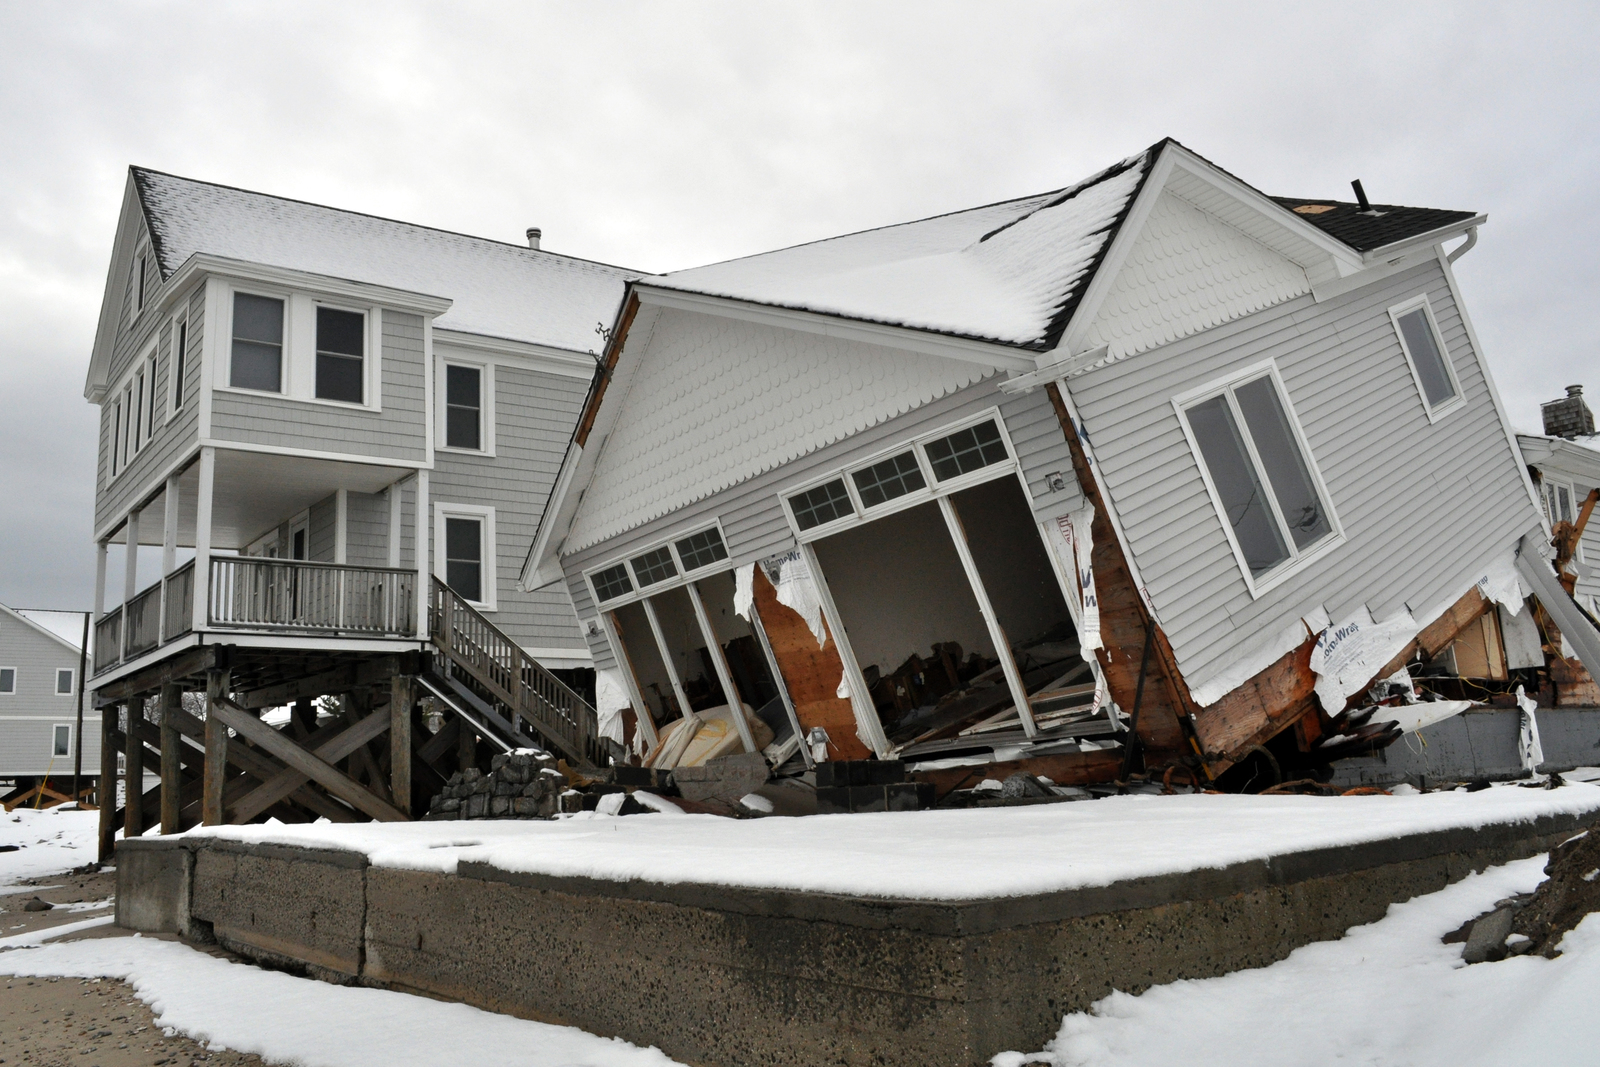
left=523, top=138, right=1600, bottom=800
left=83, top=168, right=624, bottom=857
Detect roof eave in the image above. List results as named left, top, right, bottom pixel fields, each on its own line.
left=1360, top=215, right=1488, bottom=266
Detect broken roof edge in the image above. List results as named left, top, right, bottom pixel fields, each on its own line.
left=128, top=165, right=643, bottom=280
left=1518, top=432, right=1600, bottom=479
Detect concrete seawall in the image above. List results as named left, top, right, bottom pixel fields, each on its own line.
left=118, top=806, right=1600, bottom=1067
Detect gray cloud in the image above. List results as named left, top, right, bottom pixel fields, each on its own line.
left=2, top=0, right=1595, bottom=608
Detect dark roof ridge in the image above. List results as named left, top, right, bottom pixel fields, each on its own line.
left=128, top=165, right=641, bottom=277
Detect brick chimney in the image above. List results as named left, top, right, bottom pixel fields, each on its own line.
left=1542, top=385, right=1595, bottom=439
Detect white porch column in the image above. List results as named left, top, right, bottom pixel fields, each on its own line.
left=123, top=507, right=142, bottom=605
left=93, top=541, right=108, bottom=620
left=685, top=581, right=758, bottom=752
left=162, top=475, right=180, bottom=576
left=414, top=470, right=429, bottom=639
left=387, top=482, right=403, bottom=568
left=334, top=488, right=349, bottom=565
left=191, top=446, right=215, bottom=632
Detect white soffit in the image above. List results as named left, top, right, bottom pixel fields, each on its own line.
left=1077, top=190, right=1311, bottom=362
left=565, top=309, right=997, bottom=553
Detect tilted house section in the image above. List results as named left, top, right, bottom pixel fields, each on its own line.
left=526, top=138, right=1570, bottom=789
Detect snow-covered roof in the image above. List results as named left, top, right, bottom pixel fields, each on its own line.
left=133, top=169, right=637, bottom=352
left=3, top=605, right=86, bottom=654
left=646, top=151, right=1154, bottom=351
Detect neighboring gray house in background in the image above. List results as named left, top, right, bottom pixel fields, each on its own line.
left=86, top=168, right=635, bottom=690
left=0, top=604, right=96, bottom=784
left=1518, top=385, right=1599, bottom=615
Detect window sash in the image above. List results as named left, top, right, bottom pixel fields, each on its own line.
left=924, top=419, right=1009, bottom=481
left=591, top=563, right=634, bottom=603
left=53, top=724, right=70, bottom=757
left=673, top=527, right=728, bottom=572
left=1395, top=307, right=1457, bottom=408
left=315, top=307, right=365, bottom=403
left=789, top=479, right=853, bottom=531
left=231, top=293, right=285, bottom=392
left=444, top=516, right=483, bottom=603
left=630, top=546, right=678, bottom=587
left=0, top=668, right=14, bottom=694
left=852, top=451, right=926, bottom=508
left=146, top=355, right=158, bottom=437
left=445, top=365, right=482, bottom=449
left=56, top=668, right=73, bottom=695
left=172, top=319, right=188, bottom=408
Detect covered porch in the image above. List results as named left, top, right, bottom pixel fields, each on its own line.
left=93, top=445, right=431, bottom=679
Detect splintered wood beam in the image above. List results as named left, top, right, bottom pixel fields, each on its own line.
left=208, top=697, right=408, bottom=822
left=229, top=709, right=393, bottom=823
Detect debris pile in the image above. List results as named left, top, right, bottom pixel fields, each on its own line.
left=423, top=750, right=566, bottom=820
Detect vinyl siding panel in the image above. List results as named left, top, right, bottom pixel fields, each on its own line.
left=210, top=310, right=427, bottom=462
left=0, top=617, right=98, bottom=777
left=432, top=363, right=589, bottom=653
left=1066, top=256, right=1542, bottom=697
left=562, top=374, right=1081, bottom=671
left=95, top=285, right=204, bottom=538
left=345, top=490, right=393, bottom=568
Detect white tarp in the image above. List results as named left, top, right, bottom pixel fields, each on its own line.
left=1517, top=685, right=1545, bottom=773
left=1049, top=506, right=1102, bottom=659
left=774, top=552, right=827, bottom=647
left=594, top=669, right=630, bottom=746
left=732, top=563, right=755, bottom=621
left=1309, top=607, right=1420, bottom=715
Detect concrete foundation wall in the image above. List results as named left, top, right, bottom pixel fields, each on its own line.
left=116, top=807, right=1600, bottom=1067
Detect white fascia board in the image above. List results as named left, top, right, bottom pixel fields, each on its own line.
left=634, top=285, right=1038, bottom=373
left=171, top=255, right=453, bottom=317
left=85, top=177, right=147, bottom=403
left=1518, top=434, right=1600, bottom=483
left=518, top=439, right=585, bottom=591
left=433, top=328, right=599, bottom=380
left=1360, top=216, right=1488, bottom=267
left=1310, top=246, right=1438, bottom=303
left=0, top=603, right=83, bottom=656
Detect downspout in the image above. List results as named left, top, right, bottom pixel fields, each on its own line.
left=1447, top=226, right=1479, bottom=264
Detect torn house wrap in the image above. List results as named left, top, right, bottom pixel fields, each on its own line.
left=1049, top=506, right=1102, bottom=658
left=594, top=668, right=630, bottom=745
left=1310, top=608, right=1419, bottom=714
left=774, top=553, right=828, bottom=647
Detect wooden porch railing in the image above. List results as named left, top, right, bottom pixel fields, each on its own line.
left=162, top=560, right=195, bottom=641
left=124, top=583, right=163, bottom=657
left=209, top=557, right=416, bottom=635
left=429, top=577, right=599, bottom=767
left=93, top=608, right=122, bottom=673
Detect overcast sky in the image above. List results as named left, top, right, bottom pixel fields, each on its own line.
left=1, top=1, right=1595, bottom=610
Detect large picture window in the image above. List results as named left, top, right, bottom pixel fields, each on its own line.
left=315, top=307, right=365, bottom=403
left=1178, top=368, right=1337, bottom=587
left=231, top=292, right=285, bottom=392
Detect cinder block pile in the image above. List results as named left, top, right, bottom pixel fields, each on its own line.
left=424, top=750, right=567, bottom=820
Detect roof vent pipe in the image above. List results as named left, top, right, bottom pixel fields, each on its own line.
left=526, top=227, right=542, bottom=251
left=1351, top=180, right=1372, bottom=212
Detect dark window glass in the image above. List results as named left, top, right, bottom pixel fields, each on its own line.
left=789, top=479, right=853, bottom=531
left=56, top=668, right=73, bottom=695
left=924, top=420, right=1008, bottom=481
left=591, top=563, right=634, bottom=602
left=446, top=364, right=482, bottom=449
left=1397, top=308, right=1456, bottom=408
left=674, top=528, right=728, bottom=571
left=445, top=517, right=483, bottom=603
left=135, top=255, right=146, bottom=311
left=1234, top=377, right=1331, bottom=551
left=316, top=307, right=365, bottom=403
left=231, top=293, right=283, bottom=392
left=0, top=668, right=14, bottom=693
left=53, top=725, right=70, bottom=757
left=1187, top=394, right=1289, bottom=576
left=853, top=451, right=926, bottom=508
left=134, top=373, right=145, bottom=446
left=111, top=403, right=122, bottom=474
left=146, top=357, right=158, bottom=435
left=630, top=546, right=678, bottom=587
left=173, top=320, right=188, bottom=408
left=291, top=528, right=306, bottom=560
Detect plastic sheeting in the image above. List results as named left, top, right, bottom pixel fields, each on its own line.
left=1309, top=607, right=1420, bottom=714
left=594, top=668, right=630, bottom=746
left=775, top=554, right=827, bottom=648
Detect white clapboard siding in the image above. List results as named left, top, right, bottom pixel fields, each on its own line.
left=1067, top=255, right=1540, bottom=696
left=0, top=613, right=98, bottom=777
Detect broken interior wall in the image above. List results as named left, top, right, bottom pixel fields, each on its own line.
left=1062, top=253, right=1544, bottom=735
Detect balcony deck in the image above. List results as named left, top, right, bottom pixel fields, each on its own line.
left=94, top=557, right=418, bottom=676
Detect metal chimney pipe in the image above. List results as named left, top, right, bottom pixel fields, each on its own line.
left=1351, top=180, right=1371, bottom=212
left=526, top=227, right=542, bottom=251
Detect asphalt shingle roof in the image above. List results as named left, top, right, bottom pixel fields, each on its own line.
left=1271, top=197, right=1479, bottom=253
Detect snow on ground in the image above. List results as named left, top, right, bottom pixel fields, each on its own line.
left=0, top=806, right=100, bottom=884
left=189, top=782, right=1600, bottom=900
left=0, top=935, right=687, bottom=1067
left=995, top=854, right=1600, bottom=1067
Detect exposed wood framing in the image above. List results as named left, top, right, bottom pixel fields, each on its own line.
left=575, top=293, right=640, bottom=449
left=750, top=566, right=872, bottom=761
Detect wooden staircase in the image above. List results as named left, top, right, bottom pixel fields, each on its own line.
left=427, top=578, right=602, bottom=770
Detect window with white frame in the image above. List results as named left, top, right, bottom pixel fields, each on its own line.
left=851, top=451, right=926, bottom=508
left=171, top=314, right=189, bottom=410
left=109, top=398, right=123, bottom=477
left=1542, top=480, right=1576, bottom=526
left=56, top=668, right=74, bottom=695
left=1178, top=368, right=1337, bottom=585
left=789, top=479, right=854, bottom=532
left=444, top=363, right=485, bottom=450
left=315, top=306, right=366, bottom=403
left=586, top=524, right=730, bottom=606
left=134, top=250, right=148, bottom=315
left=924, top=419, right=1009, bottom=481
left=142, top=351, right=158, bottom=442
left=1389, top=296, right=1461, bottom=417
left=52, top=724, right=71, bottom=758
left=231, top=292, right=285, bottom=392
left=435, top=505, right=497, bottom=609
left=0, top=668, right=14, bottom=694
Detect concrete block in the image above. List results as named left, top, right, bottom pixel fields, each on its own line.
left=115, top=838, right=195, bottom=936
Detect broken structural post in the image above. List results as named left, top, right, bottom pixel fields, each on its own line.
left=202, top=668, right=231, bottom=825
left=159, top=682, right=182, bottom=834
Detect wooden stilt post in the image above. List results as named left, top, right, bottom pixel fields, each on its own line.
left=123, top=694, right=144, bottom=839
left=159, top=683, right=182, bottom=834
left=202, top=669, right=230, bottom=825
left=97, top=700, right=119, bottom=862
left=292, top=698, right=317, bottom=737
left=458, top=714, right=476, bottom=773
left=391, top=673, right=414, bottom=817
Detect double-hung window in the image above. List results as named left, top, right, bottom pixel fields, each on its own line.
left=52, top=724, right=71, bottom=758
left=171, top=316, right=189, bottom=409
left=231, top=292, right=285, bottom=392
left=315, top=307, right=365, bottom=403
left=436, top=504, right=497, bottom=609
left=446, top=364, right=483, bottom=449
left=1389, top=296, right=1462, bottom=419
left=1178, top=368, right=1337, bottom=588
